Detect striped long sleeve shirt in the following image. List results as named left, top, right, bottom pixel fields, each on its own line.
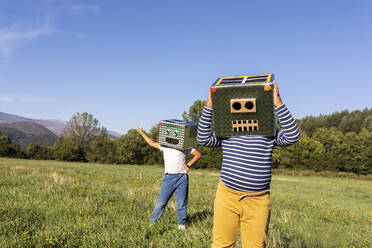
left=197, top=104, right=300, bottom=192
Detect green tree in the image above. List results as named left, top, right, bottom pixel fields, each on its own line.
left=182, top=99, right=206, bottom=122
left=312, top=127, right=344, bottom=171
left=296, top=134, right=325, bottom=171
left=361, top=115, right=372, bottom=131
left=64, top=112, right=101, bottom=149
left=273, top=132, right=325, bottom=171
left=339, top=132, right=362, bottom=173
left=312, top=127, right=343, bottom=152
left=296, top=108, right=372, bottom=136
left=357, top=128, right=372, bottom=174
left=40, top=145, right=54, bottom=160
left=324, top=110, right=349, bottom=130
left=361, top=145, right=372, bottom=174
left=88, top=129, right=119, bottom=164
left=0, top=135, right=23, bottom=158
left=117, top=129, right=148, bottom=164
left=297, top=115, right=326, bottom=137
left=26, top=142, right=42, bottom=159
left=25, top=143, right=53, bottom=160
left=53, top=136, right=86, bottom=162
left=339, top=110, right=364, bottom=133
left=195, top=145, right=222, bottom=169
left=142, top=124, right=163, bottom=165
left=338, top=129, right=372, bottom=174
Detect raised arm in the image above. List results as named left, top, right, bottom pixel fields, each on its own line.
left=197, top=87, right=222, bottom=147
left=137, top=126, right=160, bottom=149
left=273, top=81, right=300, bottom=146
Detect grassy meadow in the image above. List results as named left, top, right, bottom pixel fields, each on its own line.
left=0, top=158, right=371, bottom=248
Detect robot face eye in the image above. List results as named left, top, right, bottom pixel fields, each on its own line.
left=230, top=99, right=256, bottom=113
left=174, top=127, right=180, bottom=136
left=245, top=101, right=254, bottom=110
left=232, top=102, right=241, bottom=111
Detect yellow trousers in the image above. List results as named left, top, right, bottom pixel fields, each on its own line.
left=211, top=181, right=272, bottom=248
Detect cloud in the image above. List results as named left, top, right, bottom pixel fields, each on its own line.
left=68, top=4, right=100, bottom=13
left=0, top=17, right=84, bottom=57
left=0, top=94, right=41, bottom=103
left=0, top=18, right=56, bottom=57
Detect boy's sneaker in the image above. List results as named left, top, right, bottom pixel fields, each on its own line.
left=178, top=224, right=186, bottom=230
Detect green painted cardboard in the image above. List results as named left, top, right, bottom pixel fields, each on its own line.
left=211, top=74, right=276, bottom=137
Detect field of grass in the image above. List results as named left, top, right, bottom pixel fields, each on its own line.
left=0, top=158, right=371, bottom=248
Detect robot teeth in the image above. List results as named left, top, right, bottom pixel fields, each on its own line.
left=232, top=120, right=259, bottom=132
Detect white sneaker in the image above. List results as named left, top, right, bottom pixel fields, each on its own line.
left=178, top=224, right=186, bottom=230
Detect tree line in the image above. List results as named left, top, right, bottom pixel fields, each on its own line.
left=1, top=103, right=372, bottom=174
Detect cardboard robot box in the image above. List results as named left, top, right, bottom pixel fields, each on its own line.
left=211, top=74, right=276, bottom=138
left=158, top=119, right=198, bottom=150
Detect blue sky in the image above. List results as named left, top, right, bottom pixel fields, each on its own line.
left=1, top=0, right=371, bottom=134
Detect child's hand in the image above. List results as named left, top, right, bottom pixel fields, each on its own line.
left=184, top=165, right=190, bottom=172
left=137, top=125, right=144, bottom=134
left=206, top=86, right=213, bottom=109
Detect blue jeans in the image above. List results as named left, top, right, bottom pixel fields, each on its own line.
left=150, top=173, right=189, bottom=225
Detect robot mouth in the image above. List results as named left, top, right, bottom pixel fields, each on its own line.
left=166, top=137, right=179, bottom=145
left=232, top=120, right=259, bottom=132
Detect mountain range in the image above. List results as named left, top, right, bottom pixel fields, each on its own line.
left=0, top=122, right=58, bottom=148
left=0, top=112, right=66, bottom=135
left=0, top=112, right=121, bottom=147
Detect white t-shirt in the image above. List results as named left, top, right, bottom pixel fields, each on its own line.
left=159, top=146, right=195, bottom=174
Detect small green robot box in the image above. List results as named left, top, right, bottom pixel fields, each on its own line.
left=211, top=74, right=276, bottom=138
left=158, top=119, right=198, bottom=150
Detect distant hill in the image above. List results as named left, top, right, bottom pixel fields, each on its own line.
left=33, top=119, right=66, bottom=136
left=0, top=122, right=57, bottom=135
left=0, top=112, right=33, bottom=122
left=0, top=112, right=121, bottom=138
left=0, top=122, right=57, bottom=148
left=0, top=112, right=66, bottom=135
left=107, top=130, right=121, bottom=139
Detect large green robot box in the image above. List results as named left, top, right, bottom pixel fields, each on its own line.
left=211, top=74, right=276, bottom=138
left=158, top=119, right=198, bottom=150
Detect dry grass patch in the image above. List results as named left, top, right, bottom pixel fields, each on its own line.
left=50, top=171, right=72, bottom=184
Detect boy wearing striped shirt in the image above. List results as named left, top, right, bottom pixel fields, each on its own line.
left=197, top=81, right=300, bottom=247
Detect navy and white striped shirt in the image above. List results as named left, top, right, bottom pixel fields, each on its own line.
left=197, top=104, right=300, bottom=193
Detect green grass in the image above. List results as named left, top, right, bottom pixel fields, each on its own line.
left=0, top=158, right=371, bottom=248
